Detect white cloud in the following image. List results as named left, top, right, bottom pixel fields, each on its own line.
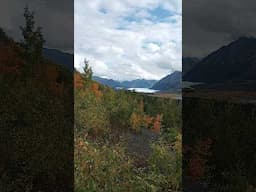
left=147, top=43, right=160, bottom=52
left=75, top=0, right=181, bottom=81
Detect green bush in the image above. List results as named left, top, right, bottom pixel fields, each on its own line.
left=148, top=133, right=182, bottom=191
left=75, top=137, right=147, bottom=192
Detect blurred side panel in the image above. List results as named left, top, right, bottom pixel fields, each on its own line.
left=0, top=0, right=74, bottom=191
left=183, top=0, right=256, bottom=191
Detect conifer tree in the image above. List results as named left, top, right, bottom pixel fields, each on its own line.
left=20, top=6, right=45, bottom=77
left=82, top=59, right=93, bottom=80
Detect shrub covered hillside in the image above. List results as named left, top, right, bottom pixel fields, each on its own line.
left=183, top=97, right=256, bottom=191
left=75, top=60, right=182, bottom=192
left=0, top=8, right=73, bottom=192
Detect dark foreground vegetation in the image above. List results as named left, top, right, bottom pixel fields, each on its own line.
left=74, top=62, right=182, bottom=192
left=183, top=97, right=256, bottom=192
left=0, top=8, right=73, bottom=191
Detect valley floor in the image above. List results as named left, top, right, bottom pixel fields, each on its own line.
left=146, top=92, right=182, bottom=100
left=184, top=89, right=256, bottom=104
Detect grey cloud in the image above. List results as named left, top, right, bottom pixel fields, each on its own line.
left=0, top=0, right=73, bottom=52
left=183, top=0, right=256, bottom=57
left=75, top=0, right=181, bottom=81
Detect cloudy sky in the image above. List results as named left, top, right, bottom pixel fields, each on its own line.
left=75, top=0, right=181, bottom=81
left=0, top=0, right=73, bottom=53
left=183, top=0, right=256, bottom=58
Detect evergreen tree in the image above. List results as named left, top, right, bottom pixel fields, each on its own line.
left=82, top=59, right=93, bottom=80
left=20, top=6, right=45, bottom=77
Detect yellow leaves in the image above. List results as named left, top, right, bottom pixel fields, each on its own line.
left=75, top=137, right=135, bottom=191
left=130, top=112, right=142, bottom=132
left=174, top=133, right=182, bottom=155
left=143, top=115, right=154, bottom=126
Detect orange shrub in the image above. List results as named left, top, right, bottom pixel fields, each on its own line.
left=74, top=72, right=83, bottom=89
left=91, top=82, right=102, bottom=98
left=152, top=114, right=162, bottom=133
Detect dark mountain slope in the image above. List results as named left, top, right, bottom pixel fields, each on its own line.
left=152, top=71, right=181, bottom=91
left=184, top=37, right=256, bottom=83
left=43, top=48, right=73, bottom=71
left=182, top=57, right=200, bottom=76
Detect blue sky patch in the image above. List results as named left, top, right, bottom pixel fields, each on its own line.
left=122, top=6, right=174, bottom=24
left=148, top=6, right=173, bottom=20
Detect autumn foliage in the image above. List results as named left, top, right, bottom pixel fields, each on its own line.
left=0, top=39, right=68, bottom=98
left=74, top=72, right=83, bottom=89
left=0, top=9, right=73, bottom=190
left=153, top=114, right=162, bottom=133
left=74, top=60, right=182, bottom=191
left=91, top=82, right=103, bottom=98
left=130, top=112, right=146, bottom=132
left=75, top=73, right=182, bottom=191
left=0, top=43, right=24, bottom=75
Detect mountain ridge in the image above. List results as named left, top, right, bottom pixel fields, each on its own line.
left=92, top=76, right=157, bottom=89
left=151, top=71, right=181, bottom=91
left=184, top=37, right=256, bottom=83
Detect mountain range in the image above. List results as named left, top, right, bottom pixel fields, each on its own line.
left=92, top=76, right=157, bottom=89
left=151, top=71, right=181, bottom=91
left=44, top=36, right=256, bottom=89
left=184, top=37, right=256, bottom=83
left=42, top=47, right=182, bottom=91
left=92, top=76, right=123, bottom=88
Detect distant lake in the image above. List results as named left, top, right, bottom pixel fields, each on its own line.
left=127, top=88, right=159, bottom=93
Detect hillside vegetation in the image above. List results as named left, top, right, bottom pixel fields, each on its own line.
left=75, top=61, right=182, bottom=192
left=0, top=8, right=73, bottom=191
left=183, top=97, right=256, bottom=191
